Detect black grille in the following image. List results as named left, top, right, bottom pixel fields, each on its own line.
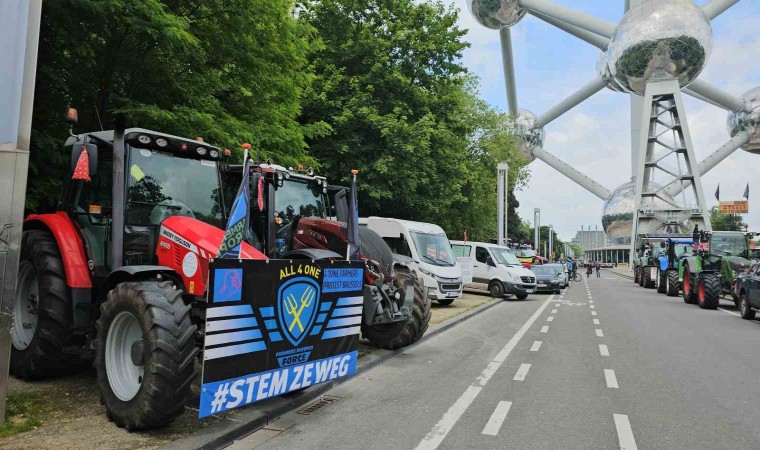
left=440, top=283, right=461, bottom=291
left=521, top=276, right=536, bottom=283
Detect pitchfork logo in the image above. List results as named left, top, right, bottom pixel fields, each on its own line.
left=277, top=277, right=320, bottom=347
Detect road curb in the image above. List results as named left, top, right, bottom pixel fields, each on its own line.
left=162, top=296, right=502, bottom=450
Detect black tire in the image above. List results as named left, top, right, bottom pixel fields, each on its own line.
left=554, top=289, right=561, bottom=294
left=644, top=267, right=656, bottom=289
left=739, top=292, right=756, bottom=320
left=436, top=299, right=455, bottom=306
left=697, top=273, right=721, bottom=310
left=666, top=270, right=680, bottom=297
left=657, top=270, right=667, bottom=294
left=682, top=265, right=697, bottom=304
left=633, top=266, right=640, bottom=284
left=95, top=280, right=198, bottom=430
left=489, top=280, right=505, bottom=298
left=638, top=268, right=645, bottom=287
left=515, top=293, right=529, bottom=300
left=361, top=266, right=431, bottom=350
left=11, top=230, right=73, bottom=379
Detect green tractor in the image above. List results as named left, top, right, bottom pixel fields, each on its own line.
left=681, top=227, right=753, bottom=309
left=633, top=237, right=665, bottom=289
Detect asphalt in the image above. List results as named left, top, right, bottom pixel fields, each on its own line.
left=229, top=270, right=760, bottom=449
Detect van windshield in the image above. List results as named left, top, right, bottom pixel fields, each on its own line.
left=410, top=231, right=455, bottom=266
left=491, top=247, right=522, bottom=266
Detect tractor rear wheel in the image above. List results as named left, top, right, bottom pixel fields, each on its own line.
left=643, top=267, right=656, bottom=289
left=666, top=270, right=680, bottom=297
left=361, top=266, right=431, bottom=350
left=95, top=280, right=198, bottom=430
left=11, top=230, right=73, bottom=379
left=633, top=266, right=640, bottom=284
left=739, top=292, right=756, bottom=320
left=682, top=265, right=697, bottom=304
left=697, top=273, right=721, bottom=310
left=638, top=268, right=645, bottom=287
left=657, top=270, right=667, bottom=294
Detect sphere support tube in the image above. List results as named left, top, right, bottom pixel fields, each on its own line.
left=701, top=0, right=741, bottom=20
left=686, top=79, right=744, bottom=112
left=665, top=131, right=751, bottom=197
left=499, top=28, right=519, bottom=117
left=683, top=87, right=730, bottom=110
left=519, top=0, right=616, bottom=38
left=530, top=11, right=609, bottom=50
left=536, top=77, right=608, bottom=128
left=532, top=147, right=612, bottom=200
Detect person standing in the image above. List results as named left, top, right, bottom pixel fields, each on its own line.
left=595, top=261, right=601, bottom=278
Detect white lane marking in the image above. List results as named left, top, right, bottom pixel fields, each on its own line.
left=593, top=319, right=600, bottom=325
left=551, top=309, right=558, bottom=314
left=599, top=344, right=609, bottom=356
left=513, top=364, right=531, bottom=381
left=481, top=401, right=512, bottom=436
left=614, top=414, right=638, bottom=449
left=596, top=329, right=604, bottom=337
left=589, top=300, right=594, bottom=304
left=591, top=311, right=598, bottom=316
left=604, top=369, right=619, bottom=388
left=540, top=326, right=549, bottom=333
left=546, top=316, right=554, bottom=322
left=530, top=341, right=542, bottom=352
left=590, top=305, right=596, bottom=309
left=416, top=296, right=554, bottom=450
left=718, top=307, right=740, bottom=318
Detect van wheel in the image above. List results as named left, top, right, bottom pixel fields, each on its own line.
left=740, top=292, right=755, bottom=320
left=515, top=293, right=528, bottom=300
left=489, top=281, right=505, bottom=298
left=437, top=299, right=455, bottom=306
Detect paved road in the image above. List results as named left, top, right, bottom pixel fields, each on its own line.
left=232, top=271, right=760, bottom=449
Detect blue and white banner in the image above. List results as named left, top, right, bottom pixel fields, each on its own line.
left=199, top=259, right=364, bottom=417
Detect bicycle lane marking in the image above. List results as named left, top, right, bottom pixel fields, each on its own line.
left=415, top=295, right=554, bottom=450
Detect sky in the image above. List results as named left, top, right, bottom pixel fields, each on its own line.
left=448, top=0, right=760, bottom=241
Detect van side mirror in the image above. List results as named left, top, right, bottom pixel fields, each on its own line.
left=70, top=142, right=98, bottom=177
left=333, top=189, right=348, bottom=222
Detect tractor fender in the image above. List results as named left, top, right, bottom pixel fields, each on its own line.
left=24, top=212, right=92, bottom=288
left=283, top=248, right=343, bottom=261
left=682, top=256, right=698, bottom=274
left=98, top=265, right=183, bottom=303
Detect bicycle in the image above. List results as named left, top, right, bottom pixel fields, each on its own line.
left=571, top=271, right=582, bottom=282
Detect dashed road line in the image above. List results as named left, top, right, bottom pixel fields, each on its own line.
left=551, top=309, right=558, bottom=314
left=546, top=316, right=554, bottom=322
left=530, top=341, right=542, bottom=352
left=591, top=311, right=598, bottom=316
left=540, top=326, right=549, bottom=333
left=593, top=319, right=600, bottom=325
left=590, top=305, right=596, bottom=309
left=599, top=344, right=609, bottom=356
left=613, top=414, right=638, bottom=449
left=596, top=329, right=604, bottom=337
left=513, top=364, right=531, bottom=381
left=604, top=369, right=619, bottom=388
left=481, top=401, right=512, bottom=436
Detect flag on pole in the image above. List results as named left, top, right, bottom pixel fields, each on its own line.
left=715, top=184, right=720, bottom=201
left=217, top=145, right=252, bottom=259
left=72, top=148, right=91, bottom=182
left=346, top=170, right=360, bottom=261
left=744, top=183, right=749, bottom=199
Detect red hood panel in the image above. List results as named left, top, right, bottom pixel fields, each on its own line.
left=161, top=216, right=266, bottom=260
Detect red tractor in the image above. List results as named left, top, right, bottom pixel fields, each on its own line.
left=12, top=114, right=264, bottom=430
left=219, top=163, right=431, bottom=350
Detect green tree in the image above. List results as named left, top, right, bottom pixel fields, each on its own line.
left=709, top=206, right=746, bottom=231
left=29, top=0, right=319, bottom=210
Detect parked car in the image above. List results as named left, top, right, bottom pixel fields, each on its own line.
left=451, top=241, right=537, bottom=299
left=734, top=262, right=760, bottom=320
left=530, top=265, right=563, bottom=294
left=545, top=263, right=568, bottom=288
left=362, top=217, right=463, bottom=305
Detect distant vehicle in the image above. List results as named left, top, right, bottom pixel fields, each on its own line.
left=656, top=238, right=693, bottom=296
left=451, top=241, right=537, bottom=299
left=530, top=265, right=563, bottom=294
left=734, top=262, right=760, bottom=319
left=545, top=263, right=569, bottom=288
left=362, top=217, right=463, bottom=306
left=513, top=247, right=546, bottom=268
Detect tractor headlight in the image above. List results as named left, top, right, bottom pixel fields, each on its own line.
left=209, top=149, right=219, bottom=159
left=155, top=137, right=169, bottom=148
left=277, top=172, right=284, bottom=181
left=137, top=134, right=152, bottom=145
left=196, top=146, right=207, bottom=156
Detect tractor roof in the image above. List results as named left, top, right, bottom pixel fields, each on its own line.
left=64, top=128, right=220, bottom=151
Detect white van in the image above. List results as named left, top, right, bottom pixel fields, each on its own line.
left=450, top=241, right=538, bottom=299
left=361, top=217, right=463, bottom=305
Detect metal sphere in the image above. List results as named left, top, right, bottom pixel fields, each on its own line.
left=508, top=109, right=544, bottom=162
left=467, top=0, right=526, bottom=30
left=595, top=51, right=626, bottom=93
left=727, top=87, right=760, bottom=154
left=607, top=0, right=712, bottom=96
left=601, top=180, right=678, bottom=244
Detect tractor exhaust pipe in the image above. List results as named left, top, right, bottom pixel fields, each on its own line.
left=111, top=115, right=126, bottom=269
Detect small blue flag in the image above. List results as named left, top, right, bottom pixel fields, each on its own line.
left=347, top=170, right=360, bottom=260
left=217, top=155, right=251, bottom=259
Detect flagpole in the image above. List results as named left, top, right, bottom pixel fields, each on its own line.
left=239, top=144, right=250, bottom=259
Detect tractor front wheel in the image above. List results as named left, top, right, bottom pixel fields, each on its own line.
left=682, top=265, right=697, bottom=304
left=666, top=270, right=680, bottom=297
left=633, top=266, right=640, bottom=284
left=11, top=230, right=73, bottom=379
left=697, top=273, right=721, bottom=310
left=361, top=266, right=431, bottom=350
left=643, top=267, right=656, bottom=289
left=95, top=280, right=198, bottom=430
left=657, top=270, right=667, bottom=294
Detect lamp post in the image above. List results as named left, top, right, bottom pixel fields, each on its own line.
left=548, top=224, right=554, bottom=262
left=533, top=208, right=540, bottom=253
left=497, top=162, right=509, bottom=246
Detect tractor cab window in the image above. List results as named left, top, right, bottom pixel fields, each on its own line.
left=274, top=179, right=326, bottom=232
left=710, top=233, right=748, bottom=257
left=674, top=244, right=693, bottom=258
left=126, top=148, right=223, bottom=228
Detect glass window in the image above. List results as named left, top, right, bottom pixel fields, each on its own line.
left=126, top=148, right=223, bottom=227
left=475, top=247, right=490, bottom=264
left=410, top=231, right=455, bottom=266
left=274, top=179, right=326, bottom=231
left=451, top=244, right=471, bottom=258
left=530, top=266, right=555, bottom=275
left=384, top=237, right=412, bottom=257
left=710, top=233, right=748, bottom=257
left=490, top=247, right=522, bottom=266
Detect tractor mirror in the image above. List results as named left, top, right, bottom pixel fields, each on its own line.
left=70, top=142, right=99, bottom=177
left=333, top=189, right=348, bottom=222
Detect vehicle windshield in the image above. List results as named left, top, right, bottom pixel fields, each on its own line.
left=410, top=231, right=455, bottom=266
left=530, top=266, right=555, bottom=276
left=674, top=243, right=694, bottom=258
left=546, top=264, right=564, bottom=275
left=274, top=179, right=327, bottom=230
left=711, top=233, right=748, bottom=257
left=126, top=148, right=222, bottom=227
left=491, top=247, right=522, bottom=266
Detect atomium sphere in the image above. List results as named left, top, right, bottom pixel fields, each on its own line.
left=467, top=0, right=526, bottom=30
left=595, top=51, right=626, bottom=93
left=601, top=180, right=678, bottom=245
left=607, top=0, right=712, bottom=96
left=727, top=87, right=760, bottom=154
left=507, top=109, right=544, bottom=162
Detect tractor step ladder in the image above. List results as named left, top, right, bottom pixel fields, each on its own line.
left=630, top=80, right=712, bottom=258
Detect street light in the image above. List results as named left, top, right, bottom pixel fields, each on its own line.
left=497, top=162, right=509, bottom=246
left=533, top=208, right=540, bottom=253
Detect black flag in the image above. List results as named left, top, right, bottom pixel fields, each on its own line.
left=715, top=184, right=720, bottom=201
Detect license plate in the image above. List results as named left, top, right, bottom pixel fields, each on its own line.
left=538, top=284, right=546, bottom=287
left=525, top=289, right=535, bottom=293
left=446, top=291, right=459, bottom=298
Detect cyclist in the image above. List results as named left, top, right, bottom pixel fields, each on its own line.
left=566, top=258, right=575, bottom=281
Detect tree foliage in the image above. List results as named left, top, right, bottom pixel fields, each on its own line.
left=709, top=206, right=747, bottom=231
